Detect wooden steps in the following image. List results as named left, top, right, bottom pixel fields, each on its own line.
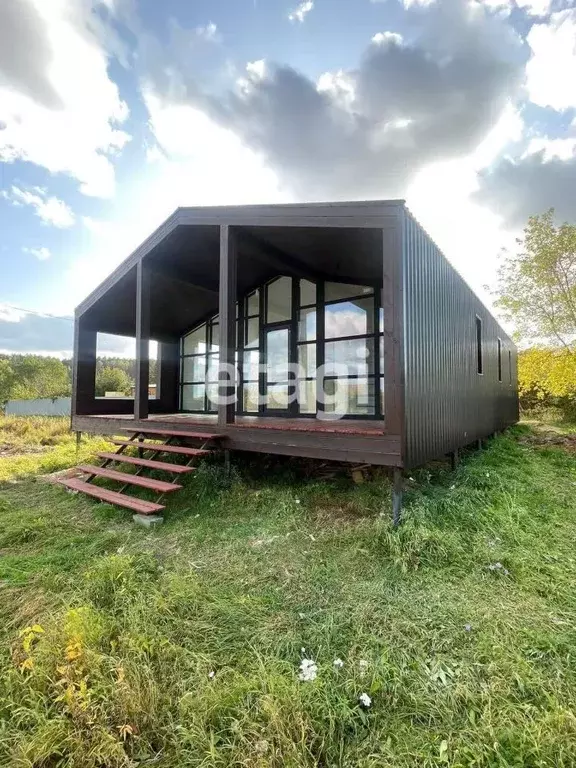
left=77, top=465, right=182, bottom=493
left=97, top=452, right=196, bottom=473
left=60, top=428, right=225, bottom=519
left=110, top=439, right=211, bottom=457
left=59, top=477, right=165, bottom=515
left=121, top=427, right=223, bottom=440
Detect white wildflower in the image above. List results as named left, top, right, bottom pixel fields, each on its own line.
left=295, top=499, right=301, bottom=505
left=450, top=484, right=456, bottom=490
left=464, top=624, right=472, bottom=632
left=301, top=647, right=306, bottom=654
left=359, top=692, right=372, bottom=707
left=208, top=670, right=215, bottom=679
left=333, top=658, right=344, bottom=669
left=255, top=739, right=269, bottom=755
left=488, top=562, right=510, bottom=576
left=298, top=658, right=318, bottom=682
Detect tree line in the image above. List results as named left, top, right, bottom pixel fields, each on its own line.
left=494, top=209, right=576, bottom=419
left=0, top=356, right=158, bottom=406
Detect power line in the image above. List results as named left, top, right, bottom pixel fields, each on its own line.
left=0, top=303, right=73, bottom=322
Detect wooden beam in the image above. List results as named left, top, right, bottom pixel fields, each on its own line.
left=218, top=225, right=237, bottom=426
left=135, top=262, right=150, bottom=420
left=239, top=230, right=325, bottom=281
left=147, top=266, right=219, bottom=296
left=72, top=318, right=97, bottom=416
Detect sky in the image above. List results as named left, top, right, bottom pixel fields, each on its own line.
left=1, top=0, right=575, bottom=357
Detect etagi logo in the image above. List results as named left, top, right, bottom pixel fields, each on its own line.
left=208, top=344, right=373, bottom=420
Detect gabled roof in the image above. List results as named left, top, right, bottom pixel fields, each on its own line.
left=76, top=200, right=405, bottom=319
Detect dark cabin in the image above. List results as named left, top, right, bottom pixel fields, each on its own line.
left=69, top=200, right=518, bottom=519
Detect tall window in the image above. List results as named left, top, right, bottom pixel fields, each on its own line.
left=475, top=316, right=483, bottom=375
left=323, top=282, right=379, bottom=416
left=497, top=338, right=502, bottom=382
left=508, top=350, right=512, bottom=386
left=180, top=277, right=384, bottom=418
left=242, top=289, right=260, bottom=413
left=298, top=279, right=317, bottom=414
left=180, top=316, right=220, bottom=412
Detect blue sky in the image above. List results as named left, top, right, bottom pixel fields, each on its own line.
left=1, top=0, right=575, bottom=356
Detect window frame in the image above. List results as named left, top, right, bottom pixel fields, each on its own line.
left=475, top=315, right=483, bottom=375
left=179, top=277, right=385, bottom=420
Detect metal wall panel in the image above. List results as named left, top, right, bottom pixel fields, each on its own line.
left=402, top=208, right=519, bottom=469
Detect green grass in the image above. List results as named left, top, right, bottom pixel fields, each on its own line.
left=1, top=418, right=576, bottom=766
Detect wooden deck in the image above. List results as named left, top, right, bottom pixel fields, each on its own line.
left=73, top=413, right=402, bottom=467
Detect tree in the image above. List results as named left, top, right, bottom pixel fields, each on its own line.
left=0, top=359, right=16, bottom=406
left=9, top=356, right=71, bottom=400
left=494, top=209, right=576, bottom=351
left=95, top=366, right=132, bottom=397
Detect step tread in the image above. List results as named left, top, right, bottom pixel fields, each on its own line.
left=77, top=465, right=182, bottom=492
left=122, top=427, right=223, bottom=440
left=110, top=440, right=212, bottom=457
left=97, top=452, right=195, bottom=474
left=58, top=477, right=165, bottom=514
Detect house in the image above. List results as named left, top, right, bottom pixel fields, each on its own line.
left=67, top=200, right=518, bottom=520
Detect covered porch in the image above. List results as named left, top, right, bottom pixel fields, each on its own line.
left=72, top=202, right=403, bottom=466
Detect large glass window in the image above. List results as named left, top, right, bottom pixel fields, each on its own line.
left=266, top=277, right=292, bottom=323
left=179, top=278, right=384, bottom=419
left=242, top=289, right=260, bottom=413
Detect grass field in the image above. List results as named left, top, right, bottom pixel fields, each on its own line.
left=1, top=416, right=576, bottom=767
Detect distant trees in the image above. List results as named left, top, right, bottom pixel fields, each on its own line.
left=0, top=353, right=152, bottom=408
left=95, top=366, right=132, bottom=397
left=494, top=210, right=576, bottom=415
left=0, top=356, right=71, bottom=404
left=0, top=360, right=16, bottom=407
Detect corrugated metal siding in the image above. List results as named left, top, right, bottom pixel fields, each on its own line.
left=5, top=397, right=72, bottom=417
left=402, top=208, right=519, bottom=469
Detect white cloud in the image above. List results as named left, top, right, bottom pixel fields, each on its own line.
left=23, top=246, right=51, bottom=261
left=525, top=137, right=576, bottom=160
left=0, top=0, right=130, bottom=198
left=516, top=0, right=551, bottom=17
left=53, top=93, right=287, bottom=313
left=195, top=22, right=220, bottom=42
left=526, top=10, right=576, bottom=111
left=288, top=0, right=314, bottom=23
left=3, top=186, right=75, bottom=228
left=371, top=32, right=404, bottom=45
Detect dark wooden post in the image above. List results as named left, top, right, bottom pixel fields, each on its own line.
left=72, top=316, right=97, bottom=416
left=450, top=448, right=459, bottom=471
left=135, top=261, right=150, bottom=421
left=157, top=339, right=180, bottom=413
left=218, top=225, right=237, bottom=426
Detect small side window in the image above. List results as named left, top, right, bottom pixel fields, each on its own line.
left=497, top=338, right=502, bottom=382
left=475, top=316, right=483, bottom=375
left=508, top=350, right=512, bottom=386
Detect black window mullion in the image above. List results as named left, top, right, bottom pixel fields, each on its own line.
left=374, top=284, right=382, bottom=419
left=289, top=278, right=298, bottom=417
left=258, top=285, right=265, bottom=416
left=316, top=281, right=325, bottom=415
left=204, top=322, right=209, bottom=412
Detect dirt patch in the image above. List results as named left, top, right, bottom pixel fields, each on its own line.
left=0, top=444, right=48, bottom=458
left=38, top=467, right=85, bottom=485
left=519, top=430, right=576, bottom=452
